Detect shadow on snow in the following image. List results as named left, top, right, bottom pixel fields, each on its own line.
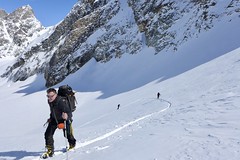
left=0, top=150, right=41, bottom=160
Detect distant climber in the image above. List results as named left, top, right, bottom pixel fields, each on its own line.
left=157, top=92, right=160, bottom=99
left=117, top=104, right=120, bottom=110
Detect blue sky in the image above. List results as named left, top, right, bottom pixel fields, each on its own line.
left=0, top=0, right=78, bottom=27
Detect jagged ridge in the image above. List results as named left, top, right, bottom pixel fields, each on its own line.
left=1, top=0, right=240, bottom=87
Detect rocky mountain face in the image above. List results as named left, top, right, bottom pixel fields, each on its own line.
left=1, top=0, right=240, bottom=87
left=0, top=5, right=44, bottom=58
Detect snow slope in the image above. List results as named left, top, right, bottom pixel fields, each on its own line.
left=0, top=4, right=240, bottom=158
left=0, top=44, right=240, bottom=160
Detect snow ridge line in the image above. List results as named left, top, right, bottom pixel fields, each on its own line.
left=76, top=98, right=171, bottom=149
left=160, top=98, right=172, bottom=110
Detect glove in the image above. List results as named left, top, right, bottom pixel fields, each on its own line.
left=62, top=112, right=68, bottom=120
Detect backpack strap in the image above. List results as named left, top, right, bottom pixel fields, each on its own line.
left=50, top=103, right=59, bottom=124
left=65, top=96, right=74, bottom=113
left=73, top=94, right=78, bottom=104
left=50, top=96, right=66, bottom=124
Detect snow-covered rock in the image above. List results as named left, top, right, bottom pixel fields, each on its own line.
left=0, top=5, right=44, bottom=58
left=1, top=0, right=240, bottom=87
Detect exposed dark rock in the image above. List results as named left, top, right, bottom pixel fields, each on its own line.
left=1, top=0, right=240, bottom=87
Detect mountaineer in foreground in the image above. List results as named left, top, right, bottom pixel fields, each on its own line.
left=41, top=87, right=76, bottom=159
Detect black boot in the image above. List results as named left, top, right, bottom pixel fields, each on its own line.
left=41, top=145, right=54, bottom=159
left=68, top=143, right=76, bottom=151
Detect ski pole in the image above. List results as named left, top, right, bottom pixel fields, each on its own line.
left=64, top=120, right=69, bottom=160
left=43, top=122, right=48, bottom=128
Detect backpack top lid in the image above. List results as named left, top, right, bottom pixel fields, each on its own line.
left=58, top=85, right=74, bottom=97
left=57, top=85, right=77, bottom=112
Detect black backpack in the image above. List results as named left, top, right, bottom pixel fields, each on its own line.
left=58, top=85, right=77, bottom=112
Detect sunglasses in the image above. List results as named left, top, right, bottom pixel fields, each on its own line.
left=47, top=94, right=56, bottom=98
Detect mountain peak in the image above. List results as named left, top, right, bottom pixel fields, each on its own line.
left=1, top=0, right=240, bottom=88
left=16, top=4, right=33, bottom=12
left=0, top=9, right=8, bottom=19
left=0, top=4, right=43, bottom=58
left=8, top=5, right=35, bottom=20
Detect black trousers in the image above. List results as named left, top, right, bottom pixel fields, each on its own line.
left=44, top=120, right=76, bottom=149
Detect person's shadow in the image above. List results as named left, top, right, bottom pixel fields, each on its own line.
left=0, top=150, right=41, bottom=160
